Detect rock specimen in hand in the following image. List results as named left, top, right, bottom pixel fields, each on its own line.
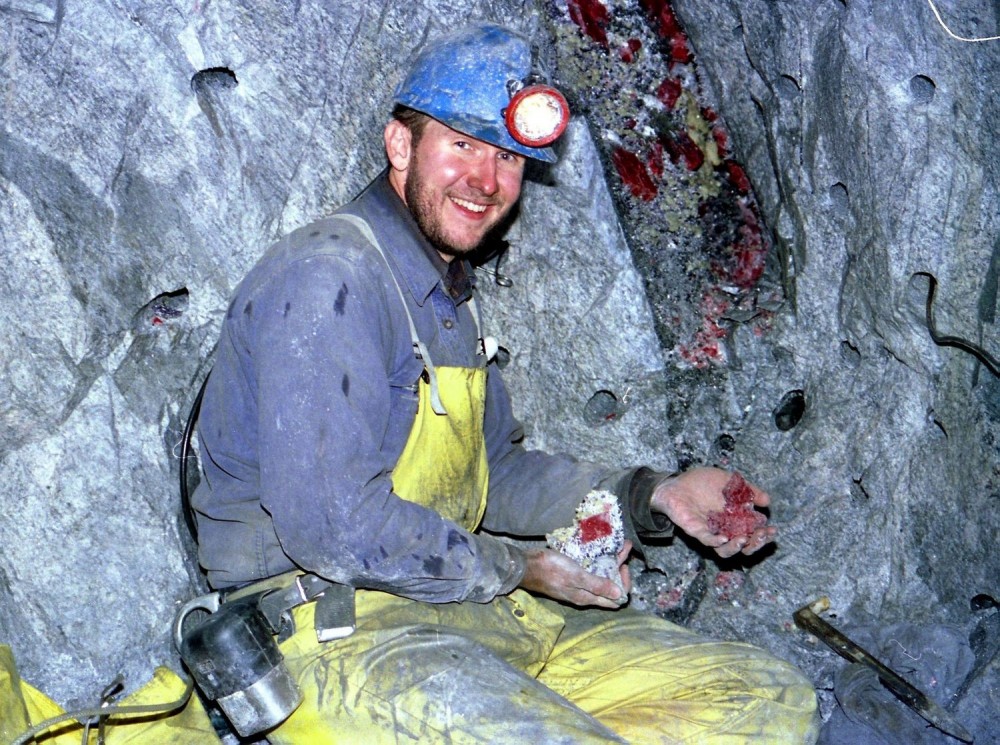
left=547, top=490, right=627, bottom=597
left=707, top=472, right=767, bottom=539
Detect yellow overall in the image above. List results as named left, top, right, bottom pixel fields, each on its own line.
left=265, top=216, right=820, bottom=744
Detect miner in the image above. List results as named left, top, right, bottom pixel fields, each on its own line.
left=192, top=22, right=819, bottom=742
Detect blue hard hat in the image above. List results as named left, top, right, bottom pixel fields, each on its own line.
left=393, top=24, right=568, bottom=163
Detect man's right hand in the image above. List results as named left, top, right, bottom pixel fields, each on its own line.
left=517, top=541, right=632, bottom=609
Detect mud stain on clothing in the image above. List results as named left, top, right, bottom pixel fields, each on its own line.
left=335, top=283, right=349, bottom=315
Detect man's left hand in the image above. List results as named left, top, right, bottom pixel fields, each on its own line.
left=649, top=467, right=776, bottom=558
left=518, top=540, right=633, bottom=608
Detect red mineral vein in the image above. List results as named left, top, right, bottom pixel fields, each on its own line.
left=612, top=147, right=658, bottom=201
left=568, top=0, right=611, bottom=50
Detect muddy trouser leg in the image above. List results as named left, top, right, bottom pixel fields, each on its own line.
left=269, top=590, right=818, bottom=744
left=539, top=602, right=821, bottom=745
left=269, top=589, right=625, bottom=744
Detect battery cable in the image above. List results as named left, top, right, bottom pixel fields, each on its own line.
left=10, top=675, right=194, bottom=745
left=926, top=0, right=1000, bottom=42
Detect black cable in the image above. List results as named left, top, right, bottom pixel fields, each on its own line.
left=10, top=675, right=195, bottom=745
left=920, top=271, right=1000, bottom=378
left=179, top=373, right=211, bottom=541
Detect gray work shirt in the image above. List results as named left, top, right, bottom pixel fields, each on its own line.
left=193, top=171, right=669, bottom=602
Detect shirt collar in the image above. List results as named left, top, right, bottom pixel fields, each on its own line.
left=351, top=169, right=474, bottom=306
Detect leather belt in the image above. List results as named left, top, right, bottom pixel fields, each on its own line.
left=224, top=571, right=355, bottom=643
left=257, top=573, right=332, bottom=634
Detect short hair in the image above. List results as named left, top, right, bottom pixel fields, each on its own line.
left=391, top=104, right=432, bottom=147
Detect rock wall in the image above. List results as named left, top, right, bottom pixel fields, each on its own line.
left=666, top=0, right=1000, bottom=735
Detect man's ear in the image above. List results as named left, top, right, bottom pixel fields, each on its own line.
left=384, top=120, right=413, bottom=173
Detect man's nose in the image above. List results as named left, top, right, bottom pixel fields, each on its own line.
left=467, top=154, right=499, bottom=196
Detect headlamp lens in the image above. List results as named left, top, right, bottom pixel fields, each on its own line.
left=505, top=85, right=570, bottom=147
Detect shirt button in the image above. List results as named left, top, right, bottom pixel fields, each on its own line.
left=513, top=608, right=525, bottom=618
left=442, top=319, right=454, bottom=329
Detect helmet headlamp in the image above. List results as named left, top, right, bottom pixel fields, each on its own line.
left=393, top=24, right=569, bottom=162
left=504, top=83, right=570, bottom=148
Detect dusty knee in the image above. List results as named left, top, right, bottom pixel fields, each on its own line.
left=687, top=642, right=819, bottom=742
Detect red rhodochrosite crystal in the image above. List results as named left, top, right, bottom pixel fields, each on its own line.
left=656, top=76, right=682, bottom=109
left=579, top=513, right=614, bottom=543
left=568, top=0, right=611, bottom=49
left=707, top=472, right=767, bottom=539
left=612, top=147, right=658, bottom=201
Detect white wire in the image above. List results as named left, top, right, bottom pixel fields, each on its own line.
left=926, top=0, right=1000, bottom=42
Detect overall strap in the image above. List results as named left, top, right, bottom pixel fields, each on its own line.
left=330, top=213, right=447, bottom=415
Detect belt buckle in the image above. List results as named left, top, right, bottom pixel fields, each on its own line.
left=295, top=574, right=311, bottom=604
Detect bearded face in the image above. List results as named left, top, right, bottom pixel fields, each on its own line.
left=397, top=119, right=525, bottom=259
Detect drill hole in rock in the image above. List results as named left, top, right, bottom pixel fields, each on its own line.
left=773, top=389, right=806, bottom=431
left=191, top=67, right=239, bottom=94
left=135, top=288, right=189, bottom=330
left=829, top=182, right=849, bottom=216
left=909, top=74, right=936, bottom=105
left=776, top=74, right=802, bottom=100
left=584, top=390, right=625, bottom=425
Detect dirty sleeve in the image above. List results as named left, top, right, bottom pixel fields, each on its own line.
left=202, top=245, right=524, bottom=603
left=479, top=369, right=675, bottom=552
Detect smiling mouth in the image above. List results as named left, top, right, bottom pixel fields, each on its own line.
left=450, top=196, right=489, bottom=214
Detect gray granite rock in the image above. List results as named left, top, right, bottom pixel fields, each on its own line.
left=666, top=1, right=999, bottom=739
left=479, top=118, right=674, bottom=472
